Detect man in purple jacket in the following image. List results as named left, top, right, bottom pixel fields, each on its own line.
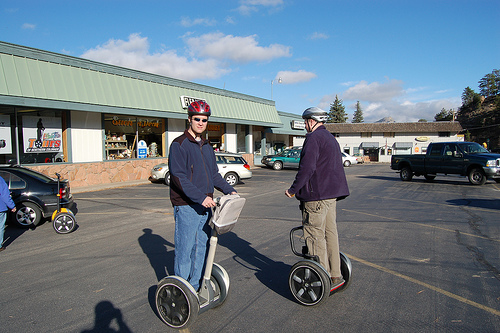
left=286, top=107, right=349, bottom=291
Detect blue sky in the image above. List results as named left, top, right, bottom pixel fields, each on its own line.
left=2, top=0, right=499, bottom=122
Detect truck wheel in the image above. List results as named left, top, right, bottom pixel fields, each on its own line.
left=468, top=167, right=486, bottom=185
left=400, top=167, right=413, bottom=181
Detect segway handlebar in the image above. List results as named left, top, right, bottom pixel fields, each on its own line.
left=289, top=226, right=319, bottom=262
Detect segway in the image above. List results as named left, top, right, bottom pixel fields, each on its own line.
left=51, top=173, right=77, bottom=234
left=155, top=194, right=246, bottom=329
left=288, top=226, right=352, bottom=306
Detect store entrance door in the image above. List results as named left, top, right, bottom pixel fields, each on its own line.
left=365, top=148, right=379, bottom=162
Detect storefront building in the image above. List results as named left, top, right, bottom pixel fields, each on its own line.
left=252, top=111, right=306, bottom=164
left=0, top=41, right=283, bottom=187
left=325, top=122, right=464, bottom=163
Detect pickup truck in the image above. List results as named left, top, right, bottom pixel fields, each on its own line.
left=390, top=141, right=500, bottom=185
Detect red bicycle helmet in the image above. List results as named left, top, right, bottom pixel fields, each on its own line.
left=188, top=100, right=211, bottom=117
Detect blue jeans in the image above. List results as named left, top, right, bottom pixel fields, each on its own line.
left=0, top=211, right=7, bottom=246
left=173, top=204, right=212, bottom=291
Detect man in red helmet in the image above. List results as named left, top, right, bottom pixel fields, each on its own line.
left=168, top=100, right=236, bottom=291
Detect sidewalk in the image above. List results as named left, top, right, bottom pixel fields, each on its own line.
left=71, top=179, right=152, bottom=194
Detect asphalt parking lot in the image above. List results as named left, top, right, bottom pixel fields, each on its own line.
left=1, top=163, right=499, bottom=333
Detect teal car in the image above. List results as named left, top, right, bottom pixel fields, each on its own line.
left=261, top=148, right=302, bottom=170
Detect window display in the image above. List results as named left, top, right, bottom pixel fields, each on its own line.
left=104, top=114, right=163, bottom=159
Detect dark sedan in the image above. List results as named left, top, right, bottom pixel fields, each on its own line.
left=0, top=165, right=74, bottom=227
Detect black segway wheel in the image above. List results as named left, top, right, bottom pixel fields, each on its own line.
left=289, top=260, right=330, bottom=306
left=53, top=212, right=76, bottom=234
left=156, top=277, right=199, bottom=329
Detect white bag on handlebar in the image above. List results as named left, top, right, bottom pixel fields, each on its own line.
left=211, top=194, right=246, bottom=234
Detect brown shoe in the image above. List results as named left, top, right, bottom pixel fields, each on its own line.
left=0, top=247, right=5, bottom=252
left=330, top=277, right=345, bottom=292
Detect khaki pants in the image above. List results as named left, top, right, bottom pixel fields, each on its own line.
left=301, top=198, right=341, bottom=278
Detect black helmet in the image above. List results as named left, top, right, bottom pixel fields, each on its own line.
left=188, top=100, right=211, bottom=117
left=302, top=107, right=328, bottom=122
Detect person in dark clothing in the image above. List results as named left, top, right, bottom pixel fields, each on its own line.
left=285, top=107, right=349, bottom=291
left=168, top=101, right=236, bottom=291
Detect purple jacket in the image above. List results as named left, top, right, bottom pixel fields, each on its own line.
left=287, top=125, right=349, bottom=202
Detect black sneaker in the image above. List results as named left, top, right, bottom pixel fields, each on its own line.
left=330, top=277, right=345, bottom=292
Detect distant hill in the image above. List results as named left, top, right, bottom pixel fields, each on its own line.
left=375, top=116, right=395, bottom=123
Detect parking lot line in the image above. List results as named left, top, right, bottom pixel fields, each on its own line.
left=346, top=252, right=500, bottom=317
left=369, top=195, right=499, bottom=214
left=342, top=208, right=499, bottom=243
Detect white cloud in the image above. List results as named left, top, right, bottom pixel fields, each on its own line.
left=185, top=32, right=291, bottom=63
left=361, top=99, right=459, bottom=123
left=275, top=70, right=317, bottom=84
left=81, top=33, right=230, bottom=81
left=343, top=79, right=404, bottom=102
left=318, top=78, right=461, bottom=122
left=22, top=23, right=35, bottom=30
left=180, top=17, right=217, bottom=27
left=309, top=32, right=329, bottom=40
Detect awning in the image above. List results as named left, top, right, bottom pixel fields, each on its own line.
left=360, top=142, right=379, bottom=148
left=393, top=142, right=413, bottom=149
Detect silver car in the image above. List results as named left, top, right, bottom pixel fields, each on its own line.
left=150, top=152, right=252, bottom=186
left=341, top=152, right=358, bottom=167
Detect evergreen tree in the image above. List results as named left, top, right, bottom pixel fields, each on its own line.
left=434, top=108, right=454, bottom=121
left=458, top=87, right=482, bottom=123
left=478, top=69, right=500, bottom=97
left=352, top=101, right=364, bottom=123
left=327, top=95, right=348, bottom=123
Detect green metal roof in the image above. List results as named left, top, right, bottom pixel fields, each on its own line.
left=0, top=41, right=281, bottom=126
left=266, top=111, right=307, bottom=135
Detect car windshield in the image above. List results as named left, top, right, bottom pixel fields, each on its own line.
left=277, top=150, right=290, bottom=156
left=458, top=142, right=490, bottom=154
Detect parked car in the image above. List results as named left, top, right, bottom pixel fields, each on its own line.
left=0, top=165, right=74, bottom=227
left=341, top=152, right=358, bottom=167
left=261, top=148, right=302, bottom=170
left=262, top=148, right=356, bottom=169
left=353, top=153, right=364, bottom=164
left=150, top=152, right=252, bottom=186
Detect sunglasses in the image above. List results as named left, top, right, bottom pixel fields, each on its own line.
left=193, top=118, right=208, bottom=123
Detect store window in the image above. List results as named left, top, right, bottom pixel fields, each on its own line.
left=207, top=122, right=223, bottom=151
left=104, top=114, right=164, bottom=159
left=16, top=108, right=65, bottom=164
left=0, top=106, right=16, bottom=165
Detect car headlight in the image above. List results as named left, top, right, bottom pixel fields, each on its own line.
left=153, top=166, right=164, bottom=171
left=486, top=160, right=498, bottom=167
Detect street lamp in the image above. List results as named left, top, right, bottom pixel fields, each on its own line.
left=271, top=77, right=282, bottom=100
